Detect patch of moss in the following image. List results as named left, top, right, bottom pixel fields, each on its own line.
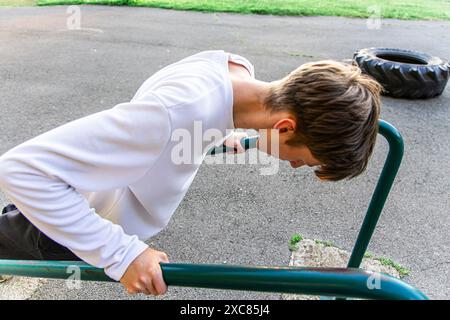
left=375, top=257, right=410, bottom=277
left=363, top=251, right=409, bottom=277
left=288, top=233, right=304, bottom=251
left=314, top=239, right=334, bottom=247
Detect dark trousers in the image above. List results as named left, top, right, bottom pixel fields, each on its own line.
left=0, top=203, right=81, bottom=261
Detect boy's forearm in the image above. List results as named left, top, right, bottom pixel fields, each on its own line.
left=0, top=100, right=171, bottom=280
left=0, top=154, right=149, bottom=280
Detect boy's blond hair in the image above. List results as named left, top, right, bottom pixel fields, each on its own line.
left=264, top=60, right=382, bottom=181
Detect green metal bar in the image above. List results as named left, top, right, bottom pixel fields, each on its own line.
left=347, top=120, right=404, bottom=268
left=206, top=136, right=258, bottom=155
left=0, top=260, right=427, bottom=300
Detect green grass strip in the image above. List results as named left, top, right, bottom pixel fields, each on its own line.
left=32, top=0, right=450, bottom=21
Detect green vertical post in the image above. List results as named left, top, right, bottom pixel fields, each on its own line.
left=347, top=120, right=404, bottom=268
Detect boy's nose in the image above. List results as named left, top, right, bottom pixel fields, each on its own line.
left=289, top=160, right=305, bottom=168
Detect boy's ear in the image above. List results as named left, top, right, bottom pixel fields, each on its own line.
left=273, top=118, right=296, bottom=133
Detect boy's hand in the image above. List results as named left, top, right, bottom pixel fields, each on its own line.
left=223, top=131, right=249, bottom=154
left=120, top=248, right=169, bottom=296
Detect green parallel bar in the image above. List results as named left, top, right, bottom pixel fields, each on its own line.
left=347, top=120, right=404, bottom=268
left=0, top=260, right=428, bottom=300
left=206, top=136, right=258, bottom=155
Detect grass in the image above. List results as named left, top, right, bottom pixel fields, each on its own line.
left=364, top=252, right=410, bottom=277
left=288, top=233, right=304, bottom=251
left=28, top=0, right=450, bottom=21
left=314, top=239, right=334, bottom=247
left=0, top=0, right=35, bottom=5
left=3, top=0, right=450, bottom=21
left=376, top=257, right=410, bottom=277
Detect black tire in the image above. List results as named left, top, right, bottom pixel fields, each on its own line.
left=353, top=48, right=449, bottom=99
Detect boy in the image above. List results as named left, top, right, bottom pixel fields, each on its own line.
left=0, top=50, right=381, bottom=295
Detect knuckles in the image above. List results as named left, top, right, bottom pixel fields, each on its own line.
left=138, top=276, right=149, bottom=284
left=160, top=253, right=169, bottom=261
left=147, top=268, right=158, bottom=277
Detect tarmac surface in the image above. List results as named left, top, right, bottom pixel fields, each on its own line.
left=0, top=5, right=449, bottom=299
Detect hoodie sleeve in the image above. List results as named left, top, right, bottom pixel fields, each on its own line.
left=0, top=94, right=171, bottom=281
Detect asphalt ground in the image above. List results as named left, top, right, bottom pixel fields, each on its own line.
left=0, top=5, right=449, bottom=299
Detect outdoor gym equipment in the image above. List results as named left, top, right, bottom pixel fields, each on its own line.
left=0, top=120, right=428, bottom=300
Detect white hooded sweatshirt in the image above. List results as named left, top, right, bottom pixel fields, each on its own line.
left=0, top=50, right=255, bottom=280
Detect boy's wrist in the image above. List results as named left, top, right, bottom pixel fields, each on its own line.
left=104, top=240, right=149, bottom=281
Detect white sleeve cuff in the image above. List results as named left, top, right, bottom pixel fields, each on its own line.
left=104, top=239, right=149, bottom=281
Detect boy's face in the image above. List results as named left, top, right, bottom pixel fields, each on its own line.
left=258, top=116, right=322, bottom=169
left=279, top=143, right=321, bottom=169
